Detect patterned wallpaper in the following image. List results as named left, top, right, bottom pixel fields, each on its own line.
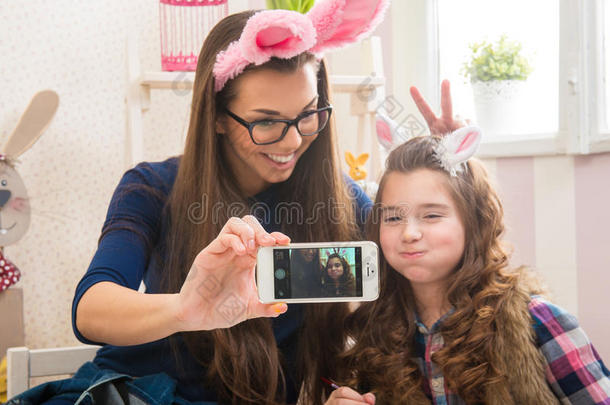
left=0, top=0, right=212, bottom=349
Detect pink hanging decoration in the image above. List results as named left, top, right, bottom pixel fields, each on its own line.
left=159, top=0, right=229, bottom=71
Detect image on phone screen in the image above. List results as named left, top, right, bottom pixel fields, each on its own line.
left=272, top=247, right=363, bottom=299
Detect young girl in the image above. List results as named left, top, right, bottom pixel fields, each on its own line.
left=322, top=254, right=356, bottom=297
left=327, top=128, right=610, bottom=404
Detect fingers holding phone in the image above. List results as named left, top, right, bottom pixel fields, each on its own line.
left=175, top=215, right=290, bottom=332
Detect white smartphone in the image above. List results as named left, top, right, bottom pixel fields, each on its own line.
left=256, top=241, right=379, bottom=303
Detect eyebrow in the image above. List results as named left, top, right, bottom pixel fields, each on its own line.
left=250, top=96, right=318, bottom=115
left=381, top=203, right=450, bottom=213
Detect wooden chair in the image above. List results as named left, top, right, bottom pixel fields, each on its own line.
left=6, top=345, right=100, bottom=400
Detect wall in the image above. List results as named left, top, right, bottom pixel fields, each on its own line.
left=0, top=0, right=257, bottom=350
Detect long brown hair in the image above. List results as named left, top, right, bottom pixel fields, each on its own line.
left=339, top=136, right=548, bottom=403
left=158, top=10, right=361, bottom=405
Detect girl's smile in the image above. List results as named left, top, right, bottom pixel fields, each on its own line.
left=327, top=258, right=344, bottom=280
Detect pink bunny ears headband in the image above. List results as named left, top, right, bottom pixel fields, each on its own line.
left=213, top=0, right=390, bottom=92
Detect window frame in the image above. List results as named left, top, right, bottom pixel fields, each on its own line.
left=394, top=0, right=610, bottom=157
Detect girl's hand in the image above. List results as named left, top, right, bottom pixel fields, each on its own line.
left=324, top=387, right=376, bottom=405
left=410, top=79, right=468, bottom=135
left=174, top=215, right=290, bottom=331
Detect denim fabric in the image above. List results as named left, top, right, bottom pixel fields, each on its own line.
left=7, top=362, right=216, bottom=405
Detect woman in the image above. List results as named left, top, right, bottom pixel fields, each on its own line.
left=10, top=3, right=386, bottom=405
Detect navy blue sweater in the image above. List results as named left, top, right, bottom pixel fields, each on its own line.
left=72, top=157, right=371, bottom=403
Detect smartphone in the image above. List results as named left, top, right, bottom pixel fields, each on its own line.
left=256, top=241, right=379, bottom=303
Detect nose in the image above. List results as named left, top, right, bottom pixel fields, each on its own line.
left=401, top=220, right=422, bottom=242
left=278, top=124, right=302, bottom=150
left=0, top=190, right=11, bottom=208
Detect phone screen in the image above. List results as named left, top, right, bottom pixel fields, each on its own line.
left=272, top=247, right=363, bottom=299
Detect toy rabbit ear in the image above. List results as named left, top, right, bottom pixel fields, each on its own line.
left=3, top=90, right=59, bottom=158
left=356, top=153, right=369, bottom=165
left=345, top=151, right=356, bottom=166
left=441, top=126, right=482, bottom=167
left=308, top=0, right=390, bottom=54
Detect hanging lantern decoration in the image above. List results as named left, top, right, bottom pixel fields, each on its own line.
left=159, top=0, right=229, bottom=71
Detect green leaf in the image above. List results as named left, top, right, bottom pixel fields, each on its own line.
left=462, top=34, right=533, bottom=81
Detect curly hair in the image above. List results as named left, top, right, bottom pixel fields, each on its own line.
left=338, top=136, right=548, bottom=404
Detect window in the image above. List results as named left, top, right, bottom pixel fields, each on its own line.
left=391, top=0, right=610, bottom=156
left=438, top=0, right=559, bottom=136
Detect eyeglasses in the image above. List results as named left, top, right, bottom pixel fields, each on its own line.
left=224, top=105, right=333, bottom=145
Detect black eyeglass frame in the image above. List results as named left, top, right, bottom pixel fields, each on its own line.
left=224, top=105, right=333, bottom=145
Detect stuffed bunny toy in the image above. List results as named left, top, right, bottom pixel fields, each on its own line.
left=0, top=90, right=59, bottom=291
left=344, top=151, right=379, bottom=199
left=345, top=151, right=369, bottom=181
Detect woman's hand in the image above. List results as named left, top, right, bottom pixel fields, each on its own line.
left=325, top=387, right=376, bottom=405
left=410, top=79, right=468, bottom=135
left=174, top=215, right=289, bottom=331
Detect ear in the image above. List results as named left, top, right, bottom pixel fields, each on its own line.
left=345, top=151, right=356, bottom=166
left=3, top=90, right=59, bottom=158
left=441, top=126, right=482, bottom=167
left=308, top=0, right=390, bottom=54
left=215, top=114, right=228, bottom=135
left=356, top=153, right=369, bottom=165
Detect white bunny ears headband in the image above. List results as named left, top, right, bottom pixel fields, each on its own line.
left=434, top=126, right=482, bottom=176
left=213, top=0, right=390, bottom=92
left=375, top=113, right=482, bottom=176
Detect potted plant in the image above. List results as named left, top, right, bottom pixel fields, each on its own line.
left=462, top=35, right=533, bottom=137
left=266, top=0, right=315, bottom=13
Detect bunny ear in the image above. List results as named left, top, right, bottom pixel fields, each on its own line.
left=440, top=126, right=482, bottom=168
left=376, top=111, right=412, bottom=151
left=308, top=0, right=390, bottom=54
left=356, top=153, right=369, bottom=165
left=241, top=10, right=317, bottom=64
left=3, top=90, right=59, bottom=158
left=214, top=10, right=317, bottom=91
left=345, top=151, right=356, bottom=166
left=375, top=115, right=394, bottom=150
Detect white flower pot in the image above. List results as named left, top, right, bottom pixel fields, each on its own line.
left=471, top=80, right=526, bottom=139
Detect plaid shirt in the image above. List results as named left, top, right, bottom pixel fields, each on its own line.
left=413, top=296, right=610, bottom=404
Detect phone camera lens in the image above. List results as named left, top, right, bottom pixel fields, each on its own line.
left=275, top=268, right=286, bottom=280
